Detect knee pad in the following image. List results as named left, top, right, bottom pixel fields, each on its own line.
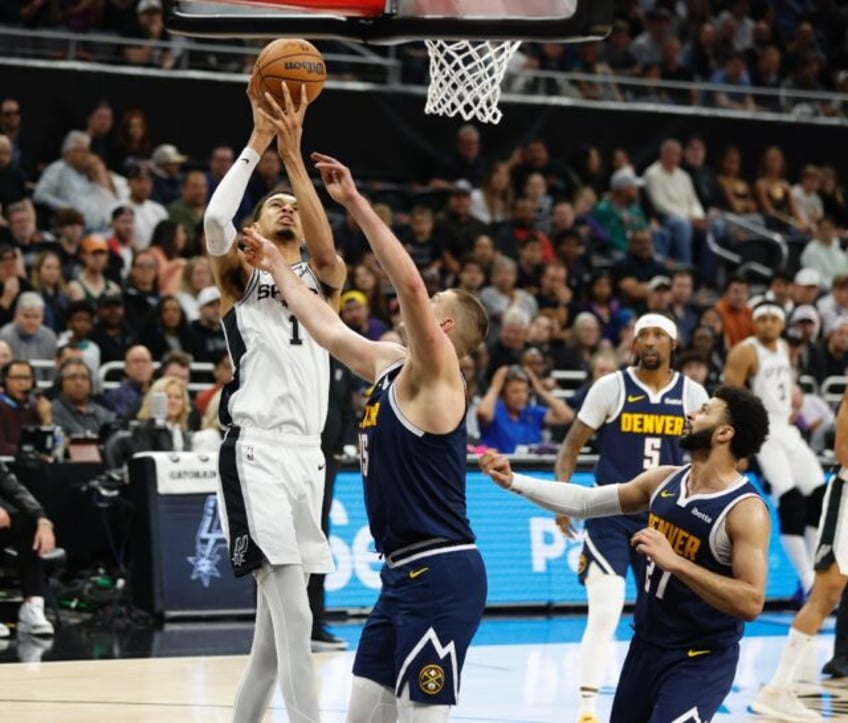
left=806, top=484, right=827, bottom=528
left=778, top=488, right=807, bottom=537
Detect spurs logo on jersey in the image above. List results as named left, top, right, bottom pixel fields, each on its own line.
left=219, top=263, right=330, bottom=434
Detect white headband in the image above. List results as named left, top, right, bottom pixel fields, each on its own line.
left=752, top=304, right=786, bottom=322
left=634, top=313, right=677, bottom=341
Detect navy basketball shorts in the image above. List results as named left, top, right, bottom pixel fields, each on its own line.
left=579, top=514, right=646, bottom=584
left=610, top=635, right=739, bottom=722
left=352, top=543, right=487, bottom=705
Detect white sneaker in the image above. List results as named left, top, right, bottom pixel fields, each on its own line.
left=16, top=632, right=53, bottom=663
left=0, top=622, right=9, bottom=638
left=17, top=597, right=54, bottom=636
left=751, top=685, right=822, bottom=721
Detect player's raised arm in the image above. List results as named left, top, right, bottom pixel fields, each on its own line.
left=258, top=84, right=346, bottom=300
left=312, top=152, right=454, bottom=377
left=204, top=74, right=275, bottom=308
left=479, top=451, right=673, bottom=517
left=241, top=226, right=402, bottom=382
left=835, top=388, right=848, bottom=469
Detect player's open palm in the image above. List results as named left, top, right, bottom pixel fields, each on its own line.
left=246, top=73, right=275, bottom=140
left=556, top=514, right=579, bottom=539
left=259, top=82, right=306, bottom=152
left=241, top=226, right=283, bottom=273
left=311, top=152, right=357, bottom=205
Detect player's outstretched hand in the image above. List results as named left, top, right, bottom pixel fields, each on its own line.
left=241, top=226, right=284, bottom=273
left=631, top=527, right=677, bottom=572
left=311, top=152, right=358, bottom=206
left=258, top=83, right=307, bottom=157
left=555, top=514, right=579, bottom=539
left=246, top=73, right=276, bottom=143
left=478, top=450, right=514, bottom=489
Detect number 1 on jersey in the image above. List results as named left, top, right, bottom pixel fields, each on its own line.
left=289, top=315, right=302, bottom=345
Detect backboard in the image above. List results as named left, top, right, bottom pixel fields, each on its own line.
left=162, top=0, right=614, bottom=43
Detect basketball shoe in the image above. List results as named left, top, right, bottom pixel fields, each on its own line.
left=751, top=685, right=822, bottom=721
left=311, top=625, right=347, bottom=652
left=17, top=597, right=54, bottom=636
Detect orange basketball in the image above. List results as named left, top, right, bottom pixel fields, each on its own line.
left=254, top=38, right=327, bottom=107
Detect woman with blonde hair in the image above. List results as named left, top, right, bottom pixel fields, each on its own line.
left=132, top=375, right=192, bottom=452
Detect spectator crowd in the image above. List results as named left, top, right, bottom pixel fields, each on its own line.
left=0, top=1, right=847, bottom=464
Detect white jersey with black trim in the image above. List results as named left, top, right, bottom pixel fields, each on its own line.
left=220, top=262, right=330, bottom=435
left=742, top=336, right=793, bottom=425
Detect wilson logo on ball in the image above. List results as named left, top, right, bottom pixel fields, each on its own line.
left=283, top=60, right=325, bottom=74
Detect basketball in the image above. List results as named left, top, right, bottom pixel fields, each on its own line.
left=253, top=38, right=327, bottom=107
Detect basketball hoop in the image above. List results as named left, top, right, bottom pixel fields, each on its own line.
left=424, top=39, right=521, bottom=124
left=163, top=0, right=614, bottom=123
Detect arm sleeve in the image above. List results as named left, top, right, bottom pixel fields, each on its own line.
left=509, top=473, right=623, bottom=519
left=204, top=147, right=260, bottom=256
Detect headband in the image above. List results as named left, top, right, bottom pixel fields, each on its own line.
left=752, top=304, right=786, bottom=322
left=633, top=313, right=677, bottom=341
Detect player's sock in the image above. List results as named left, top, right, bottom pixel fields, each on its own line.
left=397, top=682, right=450, bottom=723
left=770, top=626, right=816, bottom=688
left=781, top=534, right=815, bottom=593
left=579, top=571, right=626, bottom=705
left=578, top=688, right=599, bottom=716
left=346, top=676, right=397, bottom=723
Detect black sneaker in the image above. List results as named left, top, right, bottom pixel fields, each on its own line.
left=311, top=626, right=348, bottom=652
left=822, top=656, right=848, bottom=678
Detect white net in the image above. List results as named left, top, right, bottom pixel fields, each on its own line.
left=424, top=39, right=522, bottom=125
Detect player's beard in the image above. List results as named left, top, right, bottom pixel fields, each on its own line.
left=678, top=425, right=715, bottom=453
left=638, top=352, right=663, bottom=371
left=275, top=227, right=297, bottom=243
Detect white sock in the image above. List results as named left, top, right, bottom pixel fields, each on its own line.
left=781, top=534, right=815, bottom=593
left=579, top=571, right=626, bottom=713
left=397, top=682, right=450, bottom=723
left=346, top=675, right=397, bottom=723
left=770, top=627, right=816, bottom=689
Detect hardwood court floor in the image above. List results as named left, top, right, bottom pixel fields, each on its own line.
left=1, top=614, right=847, bottom=722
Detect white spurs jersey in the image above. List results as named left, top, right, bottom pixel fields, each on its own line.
left=219, top=262, right=329, bottom=435
left=743, top=336, right=793, bottom=425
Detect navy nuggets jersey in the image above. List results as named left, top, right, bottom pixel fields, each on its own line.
left=219, top=264, right=329, bottom=434
left=635, top=465, right=764, bottom=649
left=593, top=370, right=699, bottom=486
left=359, top=361, right=475, bottom=555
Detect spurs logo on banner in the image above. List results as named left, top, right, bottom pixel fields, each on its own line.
left=187, top=495, right=227, bottom=587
